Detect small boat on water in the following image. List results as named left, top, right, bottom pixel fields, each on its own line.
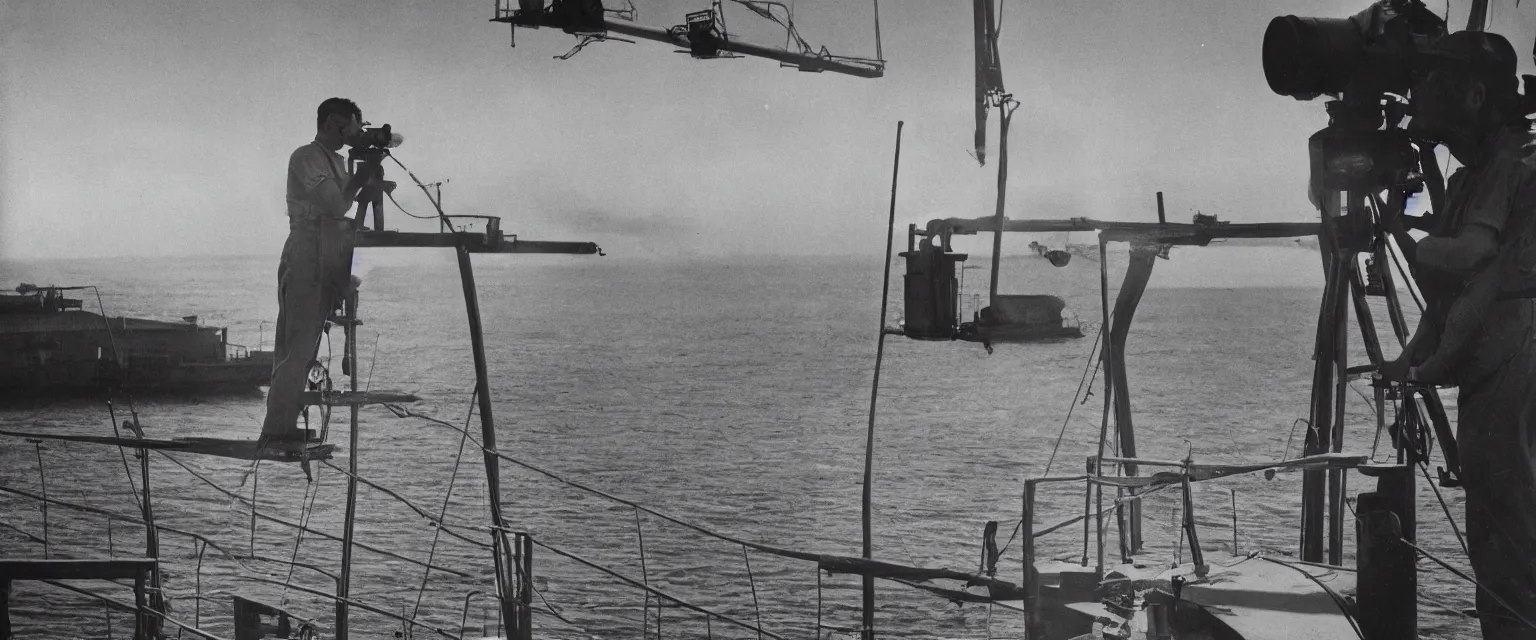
left=0, top=283, right=272, bottom=395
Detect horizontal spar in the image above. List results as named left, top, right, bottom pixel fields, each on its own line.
left=0, top=558, right=155, bottom=581
left=491, top=13, right=883, bottom=78
left=0, top=429, right=334, bottom=463
left=927, top=216, right=1321, bottom=244
left=356, top=230, right=602, bottom=254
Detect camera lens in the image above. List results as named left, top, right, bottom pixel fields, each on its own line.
left=1263, top=15, right=1365, bottom=99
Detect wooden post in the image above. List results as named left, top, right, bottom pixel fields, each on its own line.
left=987, top=100, right=1013, bottom=308
left=1329, top=251, right=1354, bottom=566
left=1303, top=190, right=1344, bottom=563
left=1356, top=464, right=1416, bottom=639
left=127, top=419, right=163, bottom=639
left=134, top=568, right=147, bottom=640
left=1109, top=247, right=1158, bottom=552
left=1022, top=481, right=1040, bottom=639
left=519, top=534, right=533, bottom=640
left=456, top=242, right=521, bottom=634
left=1180, top=474, right=1206, bottom=573
left=337, top=291, right=361, bottom=639
left=862, top=120, right=904, bottom=640
left=1156, top=192, right=1166, bottom=224
left=1094, top=240, right=1111, bottom=579
left=2, top=579, right=10, bottom=640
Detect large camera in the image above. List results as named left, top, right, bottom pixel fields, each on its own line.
left=349, top=124, right=404, bottom=150
left=346, top=124, right=404, bottom=231
left=1264, top=1, right=1448, bottom=202
left=1263, top=0, right=1447, bottom=101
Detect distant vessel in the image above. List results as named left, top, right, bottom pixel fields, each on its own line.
left=0, top=283, right=271, bottom=394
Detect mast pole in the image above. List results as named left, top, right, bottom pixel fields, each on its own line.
left=862, top=120, right=904, bottom=640
left=987, top=101, right=1013, bottom=308
left=456, top=241, right=521, bottom=637
left=337, top=289, right=361, bottom=639
left=1466, top=0, right=1489, bottom=31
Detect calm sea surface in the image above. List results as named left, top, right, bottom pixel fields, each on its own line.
left=0, top=249, right=1478, bottom=639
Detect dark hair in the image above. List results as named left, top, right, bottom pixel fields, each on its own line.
left=316, top=97, right=362, bottom=129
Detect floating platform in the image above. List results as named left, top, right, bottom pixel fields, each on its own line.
left=959, top=295, right=1085, bottom=343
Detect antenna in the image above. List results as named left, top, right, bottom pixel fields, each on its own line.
left=492, top=0, right=885, bottom=77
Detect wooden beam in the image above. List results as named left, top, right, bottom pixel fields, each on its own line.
left=926, top=216, right=1320, bottom=246
left=490, top=14, right=884, bottom=79
left=0, top=431, right=333, bottom=463
left=300, top=390, right=420, bottom=406
left=356, top=230, right=601, bottom=254
left=0, top=558, right=155, bottom=581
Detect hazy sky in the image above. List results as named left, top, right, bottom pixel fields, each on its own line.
left=4, top=0, right=1536, bottom=261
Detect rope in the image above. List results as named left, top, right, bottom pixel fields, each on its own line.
left=104, top=399, right=144, bottom=514
left=1403, top=538, right=1536, bottom=631
left=37, top=580, right=229, bottom=640
left=194, top=540, right=205, bottom=629
left=410, top=386, right=481, bottom=620
left=280, top=469, right=322, bottom=607
left=636, top=508, right=652, bottom=639
left=385, top=404, right=830, bottom=562
left=815, top=568, right=822, bottom=639
left=318, top=460, right=494, bottom=548
left=1040, top=326, right=1104, bottom=478
left=249, top=460, right=260, bottom=556
left=242, top=575, right=459, bottom=640
left=147, top=455, right=474, bottom=577
left=1418, top=461, right=1470, bottom=557
left=743, top=545, right=764, bottom=640
left=33, top=441, right=49, bottom=558
left=984, top=326, right=1107, bottom=561
left=1342, top=494, right=1530, bottom=630
left=1384, top=232, right=1426, bottom=312
left=88, top=287, right=145, bottom=516
left=1256, top=555, right=1365, bottom=640
left=530, top=537, right=788, bottom=640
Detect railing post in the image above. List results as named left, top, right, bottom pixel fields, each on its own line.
left=2, top=578, right=11, bottom=640
left=1022, top=481, right=1040, bottom=639
left=1356, top=464, right=1415, bottom=640
left=134, top=568, right=148, bottom=640
left=520, top=533, right=533, bottom=640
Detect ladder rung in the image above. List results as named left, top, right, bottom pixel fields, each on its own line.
left=327, top=316, right=363, bottom=327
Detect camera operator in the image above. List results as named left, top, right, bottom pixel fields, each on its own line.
left=260, top=97, right=387, bottom=443
left=1381, top=31, right=1536, bottom=636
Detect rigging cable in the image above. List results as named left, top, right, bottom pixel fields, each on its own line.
left=1341, top=499, right=1536, bottom=632
left=1256, top=555, right=1365, bottom=640
left=410, top=383, right=482, bottom=620
left=992, top=325, right=1104, bottom=558
left=95, top=349, right=144, bottom=515
left=280, top=469, right=323, bottom=607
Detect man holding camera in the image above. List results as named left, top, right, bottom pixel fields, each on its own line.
left=260, top=98, right=385, bottom=442
left=1384, top=31, right=1536, bottom=636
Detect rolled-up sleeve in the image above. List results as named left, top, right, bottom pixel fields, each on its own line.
left=287, top=146, right=348, bottom=219
left=1462, top=154, right=1534, bottom=239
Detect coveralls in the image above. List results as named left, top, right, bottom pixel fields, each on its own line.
left=1427, top=125, right=1536, bottom=638
left=260, top=139, right=356, bottom=439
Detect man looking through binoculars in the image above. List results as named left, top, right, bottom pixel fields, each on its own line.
left=260, top=97, right=391, bottom=442
left=1379, top=30, right=1536, bottom=637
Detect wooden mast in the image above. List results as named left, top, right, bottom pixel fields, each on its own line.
left=337, top=290, right=362, bottom=638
